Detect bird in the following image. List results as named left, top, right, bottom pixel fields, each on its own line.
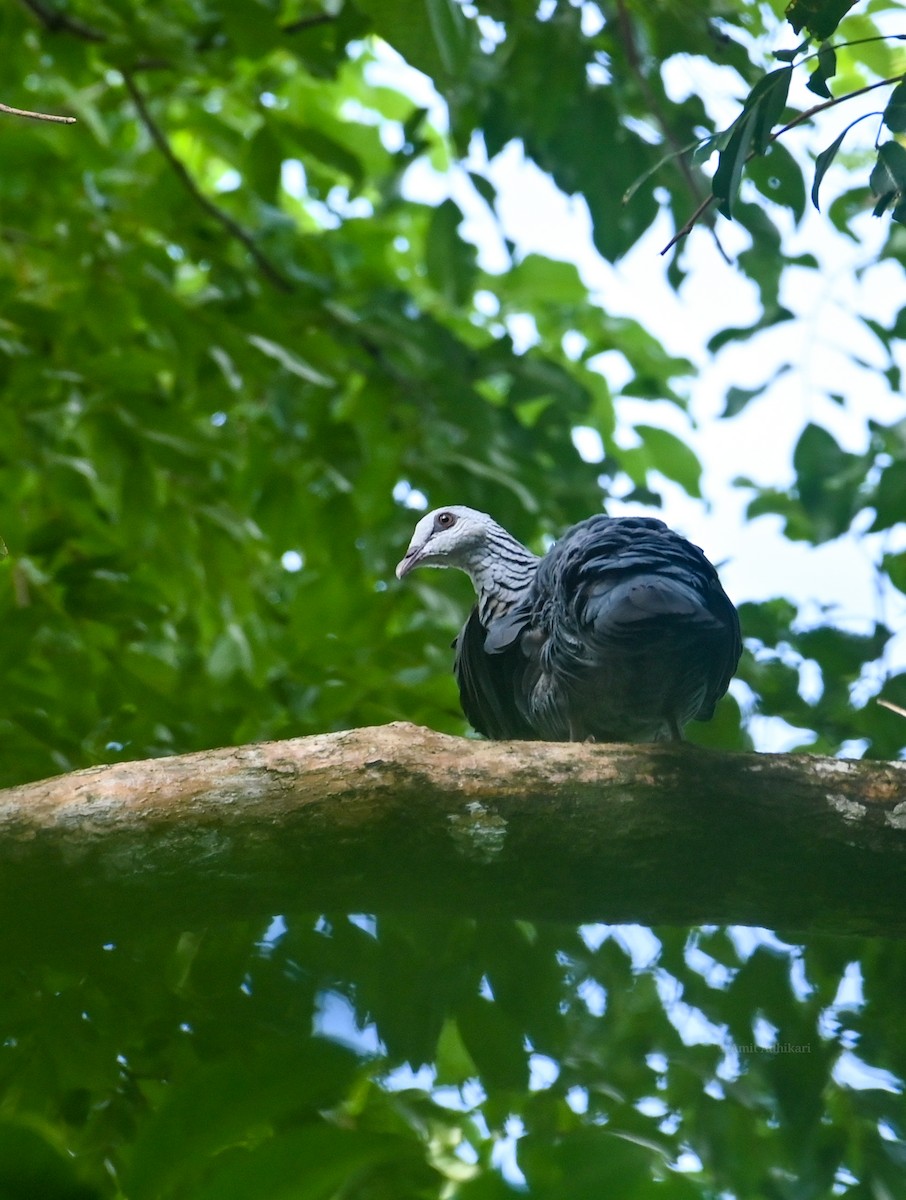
left=396, top=505, right=741, bottom=743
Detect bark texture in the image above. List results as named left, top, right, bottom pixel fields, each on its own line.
left=3, top=722, right=906, bottom=945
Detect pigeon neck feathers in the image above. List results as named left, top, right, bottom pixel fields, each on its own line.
left=470, top=523, right=538, bottom=625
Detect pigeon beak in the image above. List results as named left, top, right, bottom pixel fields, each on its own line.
left=395, top=549, right=419, bottom=579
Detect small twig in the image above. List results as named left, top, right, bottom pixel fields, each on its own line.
left=0, top=100, right=75, bottom=124
left=282, top=12, right=336, bottom=34
left=782, top=32, right=906, bottom=72
left=661, top=72, right=905, bottom=254
left=18, top=0, right=105, bottom=41
left=11, top=564, right=30, bottom=609
left=130, top=59, right=175, bottom=74
left=878, top=699, right=906, bottom=720
left=615, top=0, right=730, bottom=264
left=123, top=72, right=293, bottom=294
left=661, top=194, right=717, bottom=255
left=772, top=73, right=901, bottom=138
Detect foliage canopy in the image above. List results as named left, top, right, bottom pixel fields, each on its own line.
left=1, top=0, right=906, bottom=1195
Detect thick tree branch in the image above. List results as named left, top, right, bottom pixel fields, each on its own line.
left=1, top=724, right=905, bottom=951
left=123, top=72, right=294, bottom=293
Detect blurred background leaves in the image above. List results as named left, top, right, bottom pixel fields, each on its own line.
left=1, top=0, right=905, bottom=781
left=2, top=0, right=906, bottom=1194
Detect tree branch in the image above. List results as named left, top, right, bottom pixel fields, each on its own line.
left=772, top=73, right=900, bottom=139
left=123, top=72, right=294, bottom=293
left=18, top=0, right=106, bottom=41
left=661, top=73, right=905, bottom=254
left=2, top=724, right=905, bottom=952
left=0, top=100, right=75, bottom=124
left=282, top=13, right=337, bottom=35
left=614, top=0, right=730, bottom=264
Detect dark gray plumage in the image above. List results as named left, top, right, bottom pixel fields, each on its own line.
left=396, top=505, right=741, bottom=743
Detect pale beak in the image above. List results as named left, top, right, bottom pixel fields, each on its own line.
left=395, top=549, right=419, bottom=579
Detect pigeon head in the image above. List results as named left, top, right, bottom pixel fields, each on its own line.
left=396, top=506, right=495, bottom=579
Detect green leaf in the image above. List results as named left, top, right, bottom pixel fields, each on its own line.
left=633, top=425, right=703, bottom=497
left=774, top=41, right=808, bottom=63
left=749, top=67, right=793, bottom=151
left=721, top=365, right=791, bottom=418
left=723, top=383, right=767, bottom=418
left=792, top=422, right=865, bottom=541
left=737, top=597, right=798, bottom=645
left=291, top=126, right=365, bottom=187
left=712, top=69, right=791, bottom=219
left=870, top=460, right=906, bottom=530
left=882, top=550, right=906, bottom=594
left=207, top=622, right=254, bottom=682
left=442, top=453, right=540, bottom=511
left=190, top=1128, right=433, bottom=1200
left=785, top=0, right=859, bottom=39
left=712, top=110, right=757, bottom=219
left=797, top=624, right=890, bottom=678
left=811, top=127, right=849, bottom=212
left=128, top=1041, right=360, bottom=1200
left=806, top=42, right=837, bottom=99
left=707, top=306, right=794, bottom=352
left=520, top=1128, right=663, bottom=1197
left=456, top=1173, right=525, bottom=1198
left=623, top=137, right=704, bottom=204
left=884, top=80, right=906, bottom=133
left=469, top=170, right=497, bottom=208
left=425, top=0, right=472, bottom=76
left=354, top=0, right=448, bottom=80
left=870, top=140, right=906, bottom=216
left=747, top=141, right=806, bottom=220
left=247, top=335, right=336, bottom=386
left=435, top=1016, right=479, bottom=1084
left=0, top=1122, right=97, bottom=1200
left=690, top=130, right=730, bottom=166
left=426, top=198, right=477, bottom=307
left=458, top=996, right=529, bottom=1090
left=503, top=254, right=588, bottom=307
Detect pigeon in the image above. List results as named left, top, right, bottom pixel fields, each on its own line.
left=397, top=505, right=741, bottom=742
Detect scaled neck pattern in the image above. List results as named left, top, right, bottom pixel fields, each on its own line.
left=468, top=525, right=539, bottom=625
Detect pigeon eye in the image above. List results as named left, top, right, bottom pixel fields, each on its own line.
left=435, top=512, right=457, bottom=531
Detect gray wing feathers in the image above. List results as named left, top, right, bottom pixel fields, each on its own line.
left=584, top=574, right=720, bottom=631
left=520, top=516, right=741, bottom=740
left=450, top=514, right=741, bottom=743
left=454, top=606, right=537, bottom=740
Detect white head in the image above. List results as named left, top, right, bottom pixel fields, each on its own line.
left=395, top=506, right=498, bottom=580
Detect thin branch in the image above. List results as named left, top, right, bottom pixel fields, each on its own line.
left=783, top=32, right=906, bottom=72
left=878, top=698, right=906, bottom=719
left=282, top=12, right=337, bottom=35
left=123, top=73, right=294, bottom=294
left=615, top=0, right=730, bottom=264
left=772, top=73, right=901, bottom=138
left=18, top=0, right=105, bottom=41
left=661, top=72, right=905, bottom=255
left=130, top=59, right=175, bottom=74
left=661, top=194, right=717, bottom=256
left=0, top=100, right=75, bottom=124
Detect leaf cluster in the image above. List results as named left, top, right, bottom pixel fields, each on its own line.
left=1, top=1, right=906, bottom=1195
left=1, top=912, right=904, bottom=1197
